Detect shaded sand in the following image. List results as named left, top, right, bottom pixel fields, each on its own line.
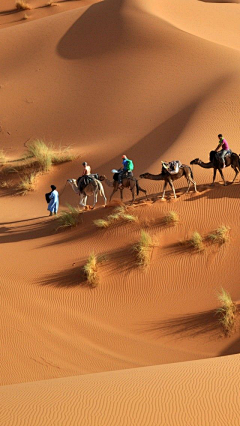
left=0, top=0, right=240, bottom=423
left=1, top=355, right=240, bottom=426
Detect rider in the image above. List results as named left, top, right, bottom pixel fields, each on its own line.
left=215, top=134, right=230, bottom=168
left=82, top=161, right=91, bottom=176
left=161, top=160, right=182, bottom=174
left=118, top=155, right=134, bottom=188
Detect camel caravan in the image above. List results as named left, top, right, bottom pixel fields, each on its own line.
left=66, top=135, right=240, bottom=209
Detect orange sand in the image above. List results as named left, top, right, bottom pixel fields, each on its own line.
left=0, top=0, right=240, bottom=424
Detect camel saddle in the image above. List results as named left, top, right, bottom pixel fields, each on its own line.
left=77, top=174, right=99, bottom=191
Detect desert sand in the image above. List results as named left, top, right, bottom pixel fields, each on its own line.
left=0, top=0, right=240, bottom=425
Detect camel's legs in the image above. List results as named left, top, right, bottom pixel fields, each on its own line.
left=161, top=181, right=168, bottom=199
left=79, top=194, right=85, bottom=207
left=109, top=188, right=118, bottom=201
left=138, top=185, right=148, bottom=199
left=186, top=177, right=197, bottom=193
left=131, top=188, right=135, bottom=203
left=232, top=166, right=239, bottom=183
left=218, top=168, right=227, bottom=186
left=120, top=189, right=123, bottom=201
left=168, top=179, right=176, bottom=198
left=212, top=169, right=217, bottom=185
left=103, top=194, right=107, bottom=206
left=92, top=190, right=97, bottom=209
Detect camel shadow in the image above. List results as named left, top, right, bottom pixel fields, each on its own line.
left=143, top=309, right=222, bottom=340
left=184, top=181, right=240, bottom=202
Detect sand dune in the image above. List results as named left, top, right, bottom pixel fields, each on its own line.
left=1, top=355, right=240, bottom=426
left=1, top=0, right=239, bottom=423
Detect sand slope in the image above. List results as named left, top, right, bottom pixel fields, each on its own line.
left=0, top=0, right=240, bottom=423
left=1, top=355, right=240, bottom=426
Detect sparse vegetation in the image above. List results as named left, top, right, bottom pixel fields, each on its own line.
left=163, top=211, right=179, bottom=226
left=16, top=1, right=32, bottom=10
left=26, top=140, right=74, bottom=172
left=216, top=288, right=237, bottom=335
left=188, top=231, right=204, bottom=252
left=83, top=253, right=99, bottom=287
left=133, top=230, right=153, bottom=267
left=23, top=13, right=29, bottom=20
left=93, top=206, right=138, bottom=228
left=17, top=173, right=37, bottom=194
left=0, top=150, right=7, bottom=164
left=93, top=219, right=110, bottom=228
left=208, top=225, right=230, bottom=245
left=56, top=204, right=82, bottom=229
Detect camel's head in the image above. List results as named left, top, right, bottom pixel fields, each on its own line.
left=98, top=175, right=106, bottom=181
left=139, top=172, right=150, bottom=179
left=67, top=179, right=77, bottom=185
left=190, top=159, right=200, bottom=165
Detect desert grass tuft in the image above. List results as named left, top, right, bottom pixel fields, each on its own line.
left=16, top=1, right=32, bottom=10
left=188, top=231, right=204, bottom=252
left=163, top=211, right=179, bottom=226
left=56, top=204, right=82, bottom=229
left=0, top=150, right=7, bottom=164
left=93, top=219, right=110, bottom=228
left=94, top=206, right=138, bottom=229
left=17, top=173, right=37, bottom=194
left=83, top=253, right=99, bottom=287
left=208, top=225, right=230, bottom=245
left=23, top=13, right=29, bottom=19
left=133, top=230, right=153, bottom=267
left=216, top=288, right=237, bottom=335
left=27, top=140, right=53, bottom=172
left=26, top=140, right=74, bottom=172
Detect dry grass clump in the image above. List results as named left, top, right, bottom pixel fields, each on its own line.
left=56, top=204, right=82, bottom=229
left=94, top=206, right=138, bottom=228
left=208, top=225, right=230, bottom=245
left=0, top=150, right=7, bottom=164
left=16, top=1, right=32, bottom=10
left=216, top=288, right=237, bottom=335
left=17, top=173, right=37, bottom=194
left=163, top=211, right=179, bottom=226
left=83, top=253, right=99, bottom=287
left=93, top=219, right=110, bottom=228
left=133, top=230, right=153, bottom=267
left=23, top=13, right=29, bottom=20
left=26, top=140, right=74, bottom=172
left=188, top=231, right=204, bottom=252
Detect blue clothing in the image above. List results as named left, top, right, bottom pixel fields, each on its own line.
left=47, top=190, right=59, bottom=213
left=122, top=159, right=129, bottom=171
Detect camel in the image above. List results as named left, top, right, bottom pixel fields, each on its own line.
left=190, top=150, right=240, bottom=186
left=67, top=178, right=107, bottom=208
left=100, top=174, right=147, bottom=203
left=140, top=164, right=197, bottom=199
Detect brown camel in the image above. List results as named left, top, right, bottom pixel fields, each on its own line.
left=190, top=151, right=240, bottom=186
left=101, top=174, right=147, bottom=203
left=140, top=165, right=197, bottom=199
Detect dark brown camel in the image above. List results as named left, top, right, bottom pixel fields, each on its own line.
left=190, top=151, right=240, bottom=186
left=101, top=175, right=147, bottom=203
left=140, top=165, right=197, bottom=199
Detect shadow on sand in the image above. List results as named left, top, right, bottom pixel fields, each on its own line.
left=143, top=309, right=222, bottom=340
left=40, top=265, right=89, bottom=288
